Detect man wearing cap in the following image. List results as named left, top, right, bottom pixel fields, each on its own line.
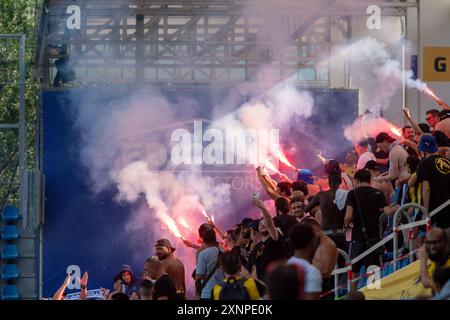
left=155, top=239, right=186, bottom=299
left=416, top=134, right=450, bottom=229
left=373, top=132, right=409, bottom=185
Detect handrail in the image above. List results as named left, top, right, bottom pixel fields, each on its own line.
left=329, top=199, right=450, bottom=295
left=392, top=203, right=426, bottom=271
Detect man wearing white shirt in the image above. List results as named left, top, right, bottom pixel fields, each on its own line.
left=355, top=139, right=376, bottom=170
left=287, top=224, right=322, bottom=300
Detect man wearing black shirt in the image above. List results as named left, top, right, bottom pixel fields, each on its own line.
left=416, top=134, right=450, bottom=229
left=144, top=256, right=177, bottom=300
left=250, top=199, right=288, bottom=281
left=345, top=169, right=397, bottom=276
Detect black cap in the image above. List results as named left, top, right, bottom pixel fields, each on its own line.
left=155, top=239, right=176, bottom=252
left=237, top=217, right=254, bottom=227
left=324, top=159, right=341, bottom=175
left=375, top=132, right=396, bottom=143
left=364, top=160, right=379, bottom=171
left=249, top=219, right=261, bottom=232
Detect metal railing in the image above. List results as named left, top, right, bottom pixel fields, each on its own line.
left=329, top=199, right=450, bottom=296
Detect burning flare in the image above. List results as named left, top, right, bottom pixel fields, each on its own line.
left=272, top=147, right=297, bottom=170
left=264, top=159, right=281, bottom=174
left=159, top=212, right=184, bottom=240
left=178, top=217, right=193, bottom=232
left=389, top=126, right=402, bottom=138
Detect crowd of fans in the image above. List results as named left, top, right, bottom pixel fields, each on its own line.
left=52, top=106, right=450, bottom=300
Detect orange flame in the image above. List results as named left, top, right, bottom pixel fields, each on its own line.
left=264, top=159, right=281, bottom=174
left=273, top=147, right=297, bottom=170
left=178, top=217, right=193, bottom=232
left=389, top=126, right=402, bottom=138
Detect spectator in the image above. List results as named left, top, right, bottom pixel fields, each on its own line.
left=364, top=160, right=393, bottom=202
left=345, top=169, right=397, bottom=278
left=286, top=224, right=322, bottom=300
left=426, top=109, right=441, bottom=130
left=355, top=139, right=376, bottom=170
left=195, top=228, right=224, bottom=300
left=250, top=198, right=288, bottom=280
left=213, top=251, right=263, bottom=300
left=419, top=228, right=450, bottom=289
left=435, top=109, right=450, bottom=138
left=266, top=263, right=305, bottom=300
left=416, top=134, right=450, bottom=228
left=155, top=238, right=186, bottom=299
left=344, top=291, right=366, bottom=300
left=300, top=218, right=338, bottom=297
left=110, top=292, right=129, bottom=300
left=273, top=197, right=298, bottom=238
left=374, top=132, right=409, bottom=185
left=325, top=159, right=353, bottom=190
left=112, top=265, right=139, bottom=298
left=290, top=181, right=308, bottom=200
left=138, top=279, right=154, bottom=300
left=144, top=256, right=177, bottom=300
left=432, top=130, right=450, bottom=158
left=304, top=172, right=346, bottom=251
left=432, top=266, right=450, bottom=299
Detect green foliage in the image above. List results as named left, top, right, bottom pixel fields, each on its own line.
left=0, top=0, right=42, bottom=206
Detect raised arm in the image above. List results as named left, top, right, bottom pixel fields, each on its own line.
left=403, top=106, right=423, bottom=135
left=53, top=274, right=71, bottom=300
left=78, top=272, right=88, bottom=300
left=252, top=198, right=279, bottom=241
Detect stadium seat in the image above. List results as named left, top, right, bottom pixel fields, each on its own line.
left=357, top=266, right=367, bottom=289
left=1, top=244, right=18, bottom=260
left=401, top=258, right=410, bottom=268
left=1, top=284, right=19, bottom=300
left=1, top=264, right=19, bottom=280
left=1, top=205, right=19, bottom=222
left=1, top=225, right=18, bottom=240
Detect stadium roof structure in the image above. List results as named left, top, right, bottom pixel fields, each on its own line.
left=34, top=0, right=417, bottom=88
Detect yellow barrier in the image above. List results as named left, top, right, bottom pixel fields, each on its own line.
left=360, top=261, right=432, bottom=300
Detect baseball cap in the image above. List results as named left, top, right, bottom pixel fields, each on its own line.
left=418, top=134, right=438, bottom=154
left=297, top=169, right=314, bottom=185
left=250, top=219, right=262, bottom=232
left=237, top=217, right=254, bottom=227
left=375, top=132, right=396, bottom=143
left=155, top=239, right=176, bottom=252
left=364, top=160, right=379, bottom=171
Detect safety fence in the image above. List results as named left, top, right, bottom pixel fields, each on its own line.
left=326, top=199, right=450, bottom=299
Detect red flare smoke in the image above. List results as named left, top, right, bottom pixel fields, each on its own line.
left=273, top=148, right=297, bottom=170
left=264, top=159, right=281, bottom=174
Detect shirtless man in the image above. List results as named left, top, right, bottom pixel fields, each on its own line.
left=373, top=132, right=409, bottom=185
left=300, top=218, right=338, bottom=297
left=154, top=239, right=186, bottom=299
left=364, top=160, right=393, bottom=202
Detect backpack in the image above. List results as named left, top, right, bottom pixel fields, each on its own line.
left=218, top=278, right=250, bottom=300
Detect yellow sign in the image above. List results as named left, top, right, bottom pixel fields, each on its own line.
left=360, top=261, right=432, bottom=300
left=423, top=47, right=450, bottom=81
